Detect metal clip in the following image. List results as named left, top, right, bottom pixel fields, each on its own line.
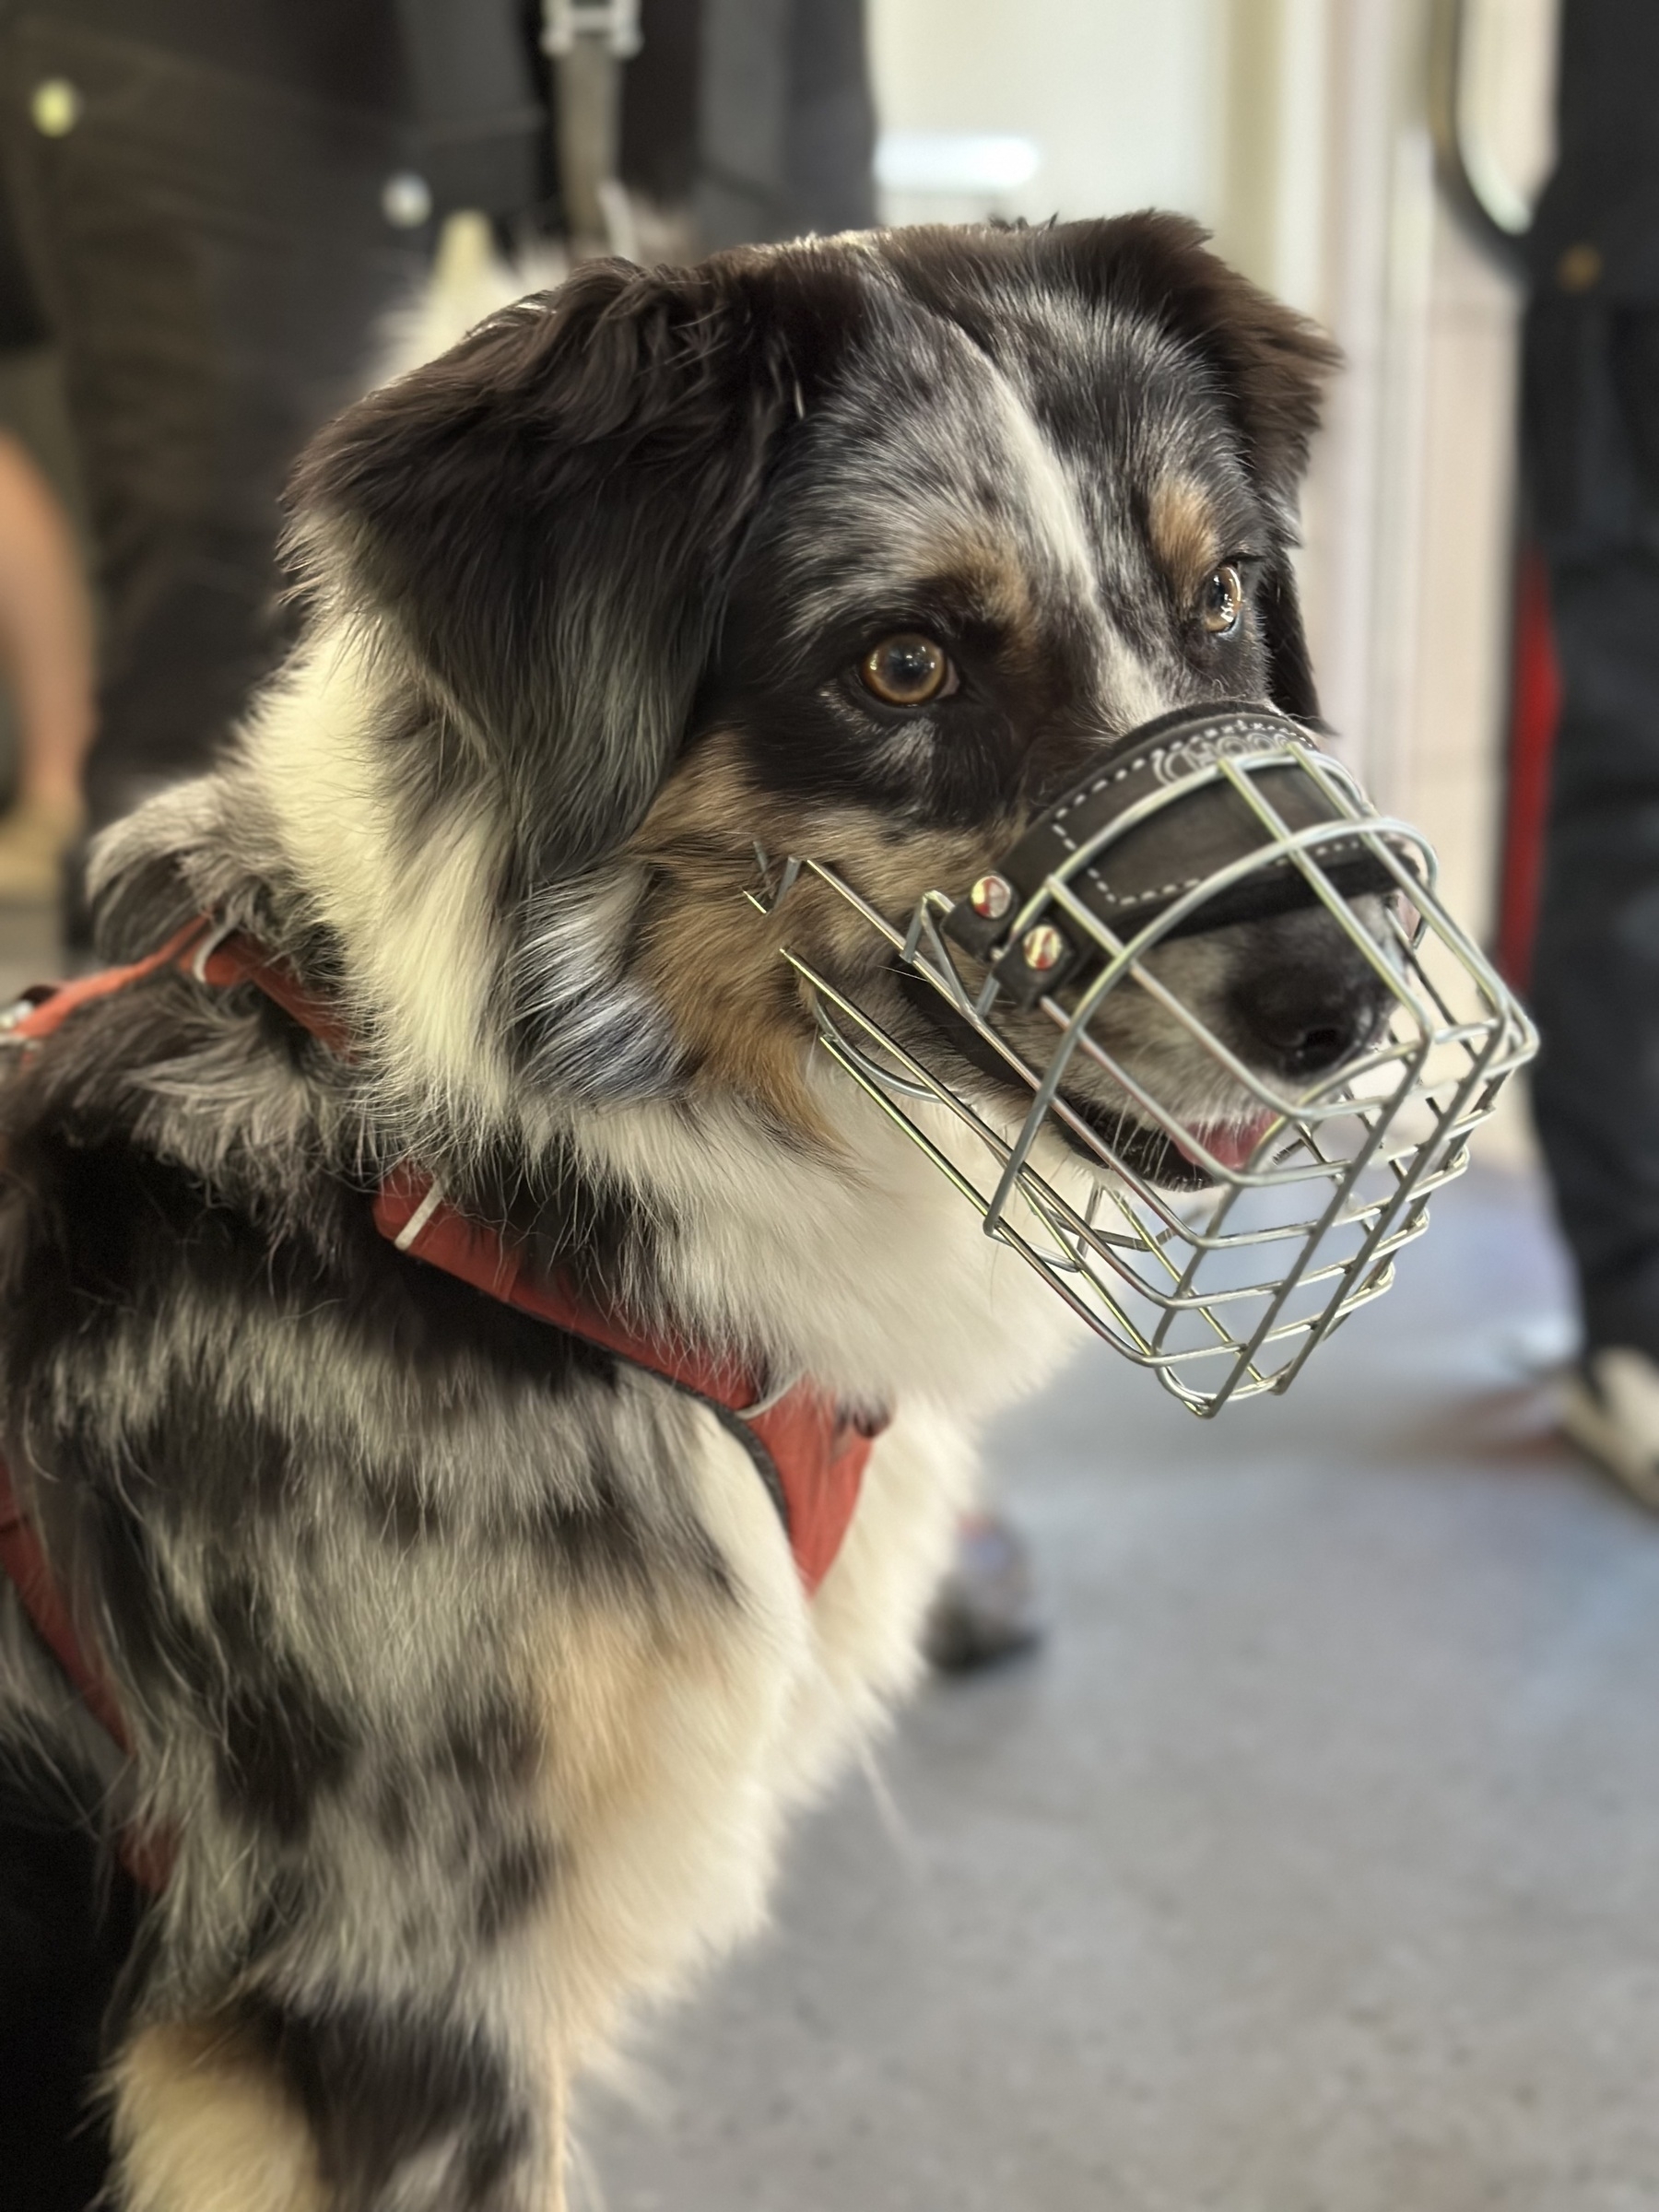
left=540, top=0, right=641, bottom=58
left=736, top=1370, right=803, bottom=1421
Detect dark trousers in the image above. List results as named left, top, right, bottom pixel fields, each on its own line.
left=0, top=13, right=431, bottom=827
left=1525, top=295, right=1659, bottom=1353
left=0, top=4, right=875, bottom=833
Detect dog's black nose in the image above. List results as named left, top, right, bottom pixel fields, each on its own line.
left=1225, top=911, right=1391, bottom=1079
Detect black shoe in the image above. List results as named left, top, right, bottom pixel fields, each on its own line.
left=923, top=1512, right=1044, bottom=1674
left=1560, top=1347, right=1659, bottom=1510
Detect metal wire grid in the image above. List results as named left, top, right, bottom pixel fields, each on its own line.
left=755, top=740, right=1536, bottom=1416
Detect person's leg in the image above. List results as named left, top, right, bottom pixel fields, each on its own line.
left=0, top=16, right=430, bottom=834
left=1518, top=281, right=1659, bottom=1499
left=1530, top=551, right=1659, bottom=1355
left=1531, top=558, right=1659, bottom=1502
left=0, top=430, right=92, bottom=899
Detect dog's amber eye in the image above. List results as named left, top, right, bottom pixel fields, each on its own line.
left=1201, top=564, right=1244, bottom=636
left=860, top=633, right=955, bottom=706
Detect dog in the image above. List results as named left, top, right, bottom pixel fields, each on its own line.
left=0, top=214, right=1349, bottom=2211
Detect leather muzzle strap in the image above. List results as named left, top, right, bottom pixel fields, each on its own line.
left=944, top=702, right=1409, bottom=1006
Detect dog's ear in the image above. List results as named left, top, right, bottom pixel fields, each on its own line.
left=1053, top=215, right=1337, bottom=720
left=289, top=255, right=855, bottom=877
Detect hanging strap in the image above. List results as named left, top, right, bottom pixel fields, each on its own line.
left=540, top=0, right=641, bottom=257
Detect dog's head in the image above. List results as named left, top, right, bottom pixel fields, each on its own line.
left=285, top=216, right=1367, bottom=1169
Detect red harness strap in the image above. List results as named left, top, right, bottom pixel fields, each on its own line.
left=0, top=1462, right=131, bottom=1752
left=372, top=1169, right=879, bottom=1593
left=0, top=921, right=881, bottom=1878
left=0, top=1464, right=174, bottom=1891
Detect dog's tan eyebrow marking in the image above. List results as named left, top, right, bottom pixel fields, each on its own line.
left=1147, top=475, right=1222, bottom=597
left=912, top=521, right=1040, bottom=644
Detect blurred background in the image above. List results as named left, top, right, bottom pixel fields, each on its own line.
left=15, top=4, right=1659, bottom=2208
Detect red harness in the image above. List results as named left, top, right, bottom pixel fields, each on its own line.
left=0, top=921, right=880, bottom=1882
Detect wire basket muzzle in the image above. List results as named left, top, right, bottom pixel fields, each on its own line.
left=759, top=704, right=1537, bottom=1415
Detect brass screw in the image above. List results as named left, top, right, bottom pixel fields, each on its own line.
left=1558, top=241, right=1603, bottom=293
left=1021, top=924, right=1066, bottom=972
left=969, top=873, right=1012, bottom=921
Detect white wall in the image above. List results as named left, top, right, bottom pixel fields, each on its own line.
left=868, top=0, right=1225, bottom=229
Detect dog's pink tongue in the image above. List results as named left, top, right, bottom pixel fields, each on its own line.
left=1173, top=1114, right=1277, bottom=1173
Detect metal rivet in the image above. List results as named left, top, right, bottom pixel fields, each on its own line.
left=1021, top=924, right=1066, bottom=972
left=381, top=171, right=433, bottom=228
left=969, top=873, right=1012, bottom=921
left=30, top=78, right=81, bottom=136
left=1558, top=241, right=1602, bottom=293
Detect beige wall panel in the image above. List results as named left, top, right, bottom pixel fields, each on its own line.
left=869, top=0, right=1224, bottom=227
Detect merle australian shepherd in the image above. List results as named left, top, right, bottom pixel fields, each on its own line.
left=0, top=217, right=1350, bottom=2209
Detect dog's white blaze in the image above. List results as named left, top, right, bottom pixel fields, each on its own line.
left=990, top=359, right=1172, bottom=728
left=983, top=355, right=1100, bottom=603
left=1094, top=625, right=1168, bottom=729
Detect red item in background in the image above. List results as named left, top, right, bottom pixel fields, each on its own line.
left=1496, top=542, right=1562, bottom=991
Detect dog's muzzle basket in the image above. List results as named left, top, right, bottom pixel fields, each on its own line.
left=753, top=704, right=1537, bottom=1416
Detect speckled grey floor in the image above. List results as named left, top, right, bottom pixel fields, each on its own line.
left=577, top=1167, right=1659, bottom=2212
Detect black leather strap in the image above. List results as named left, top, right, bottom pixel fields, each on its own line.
left=944, top=703, right=1409, bottom=1006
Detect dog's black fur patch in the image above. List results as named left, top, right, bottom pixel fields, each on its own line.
left=241, top=1991, right=530, bottom=2207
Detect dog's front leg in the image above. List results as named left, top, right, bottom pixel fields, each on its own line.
left=108, top=2018, right=330, bottom=2212
left=107, top=2004, right=568, bottom=2212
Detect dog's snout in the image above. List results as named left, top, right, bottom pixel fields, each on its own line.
left=1225, top=912, right=1390, bottom=1079
left=1247, top=983, right=1371, bottom=1076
